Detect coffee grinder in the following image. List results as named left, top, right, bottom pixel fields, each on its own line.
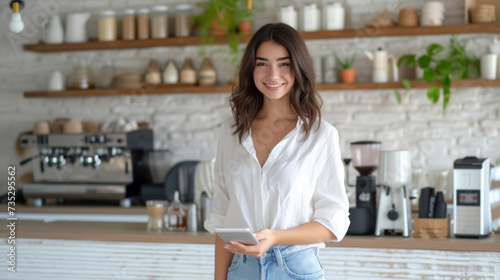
left=375, top=150, right=413, bottom=237
left=346, top=141, right=381, bottom=235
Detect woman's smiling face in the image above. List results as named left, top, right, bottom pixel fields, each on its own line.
left=253, top=41, right=295, bottom=101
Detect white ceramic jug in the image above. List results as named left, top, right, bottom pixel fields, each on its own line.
left=44, top=15, right=64, bottom=44
left=65, top=13, right=91, bottom=43
left=365, top=48, right=398, bottom=83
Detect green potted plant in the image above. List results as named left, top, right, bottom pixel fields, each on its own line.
left=193, top=0, right=255, bottom=67
left=334, top=53, right=357, bottom=84
left=396, top=37, right=480, bottom=110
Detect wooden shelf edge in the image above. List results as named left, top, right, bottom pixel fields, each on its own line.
left=23, top=33, right=254, bottom=53
left=318, top=79, right=500, bottom=90
left=24, top=85, right=234, bottom=98
left=23, top=23, right=500, bottom=53
left=24, top=79, right=500, bottom=98
left=302, top=22, right=500, bottom=40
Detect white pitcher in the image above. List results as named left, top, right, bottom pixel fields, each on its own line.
left=65, top=13, right=91, bottom=43
left=365, top=48, right=398, bottom=83
left=44, top=15, right=64, bottom=44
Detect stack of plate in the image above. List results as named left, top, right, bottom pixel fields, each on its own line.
left=111, top=71, right=142, bottom=89
left=421, top=1, right=445, bottom=26
left=471, top=5, right=496, bottom=23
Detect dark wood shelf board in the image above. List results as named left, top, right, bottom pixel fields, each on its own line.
left=23, top=23, right=500, bottom=53
left=302, top=22, right=500, bottom=40
left=23, top=34, right=254, bottom=53
left=24, top=79, right=500, bottom=98
left=24, top=85, right=234, bottom=98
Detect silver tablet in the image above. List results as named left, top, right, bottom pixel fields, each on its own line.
left=215, top=228, right=259, bottom=245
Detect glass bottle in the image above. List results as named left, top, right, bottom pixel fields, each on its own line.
left=144, top=60, right=162, bottom=85
left=162, top=60, right=179, bottom=84
left=199, top=57, right=217, bottom=86
left=165, top=191, right=187, bottom=231
left=180, top=58, right=197, bottom=84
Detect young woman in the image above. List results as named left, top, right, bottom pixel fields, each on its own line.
left=204, top=23, right=350, bottom=280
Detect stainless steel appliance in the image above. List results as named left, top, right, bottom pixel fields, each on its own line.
left=19, top=129, right=153, bottom=207
left=346, top=141, right=381, bottom=235
left=453, top=156, right=493, bottom=238
left=375, top=150, right=412, bottom=237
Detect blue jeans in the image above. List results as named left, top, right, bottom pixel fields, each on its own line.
left=227, top=245, right=325, bottom=280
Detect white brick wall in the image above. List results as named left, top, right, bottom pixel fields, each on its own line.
left=0, top=0, right=499, bottom=196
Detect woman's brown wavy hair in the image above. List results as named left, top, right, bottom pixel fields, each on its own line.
left=230, top=23, right=322, bottom=143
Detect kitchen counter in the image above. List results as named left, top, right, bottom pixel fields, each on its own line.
left=2, top=219, right=498, bottom=252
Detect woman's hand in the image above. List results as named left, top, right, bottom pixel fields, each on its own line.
left=223, top=229, right=276, bottom=257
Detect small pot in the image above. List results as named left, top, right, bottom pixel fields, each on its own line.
left=238, top=20, right=252, bottom=34
left=339, top=69, right=356, bottom=84
left=209, top=12, right=230, bottom=35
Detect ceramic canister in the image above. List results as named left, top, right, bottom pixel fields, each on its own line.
left=45, top=15, right=64, bottom=44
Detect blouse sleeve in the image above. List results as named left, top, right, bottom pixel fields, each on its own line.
left=203, top=122, right=231, bottom=234
left=311, top=126, right=350, bottom=242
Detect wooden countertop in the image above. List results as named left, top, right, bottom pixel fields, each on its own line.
left=1, top=219, right=498, bottom=252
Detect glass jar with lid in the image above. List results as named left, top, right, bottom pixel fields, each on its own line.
left=122, top=9, right=136, bottom=40
left=69, top=59, right=95, bottom=89
left=98, top=10, right=117, bottom=41
left=175, top=4, right=192, bottom=37
left=137, top=8, right=150, bottom=40
left=151, top=5, right=169, bottom=39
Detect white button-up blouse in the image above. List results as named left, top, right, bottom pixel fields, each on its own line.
left=205, top=117, right=350, bottom=247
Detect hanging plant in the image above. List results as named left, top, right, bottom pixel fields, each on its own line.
left=396, top=37, right=480, bottom=110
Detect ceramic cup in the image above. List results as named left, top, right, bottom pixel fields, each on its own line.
left=481, top=54, right=498, bottom=80
left=33, top=121, right=50, bottom=135
left=63, top=120, right=83, bottom=134
left=48, top=71, right=65, bottom=91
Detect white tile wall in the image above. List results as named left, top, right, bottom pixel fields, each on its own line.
left=0, top=0, right=499, bottom=195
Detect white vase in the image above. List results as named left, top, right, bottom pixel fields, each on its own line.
left=44, top=15, right=64, bottom=44
left=48, top=71, right=65, bottom=91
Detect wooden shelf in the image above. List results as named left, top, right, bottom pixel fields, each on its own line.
left=23, top=23, right=500, bottom=53
left=1, top=219, right=498, bottom=251
left=24, top=79, right=500, bottom=98
left=300, top=22, right=500, bottom=40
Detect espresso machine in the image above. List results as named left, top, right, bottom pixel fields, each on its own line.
left=346, top=141, right=381, bottom=235
left=375, top=150, right=413, bottom=237
left=453, top=156, right=493, bottom=238
left=19, top=129, right=154, bottom=207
